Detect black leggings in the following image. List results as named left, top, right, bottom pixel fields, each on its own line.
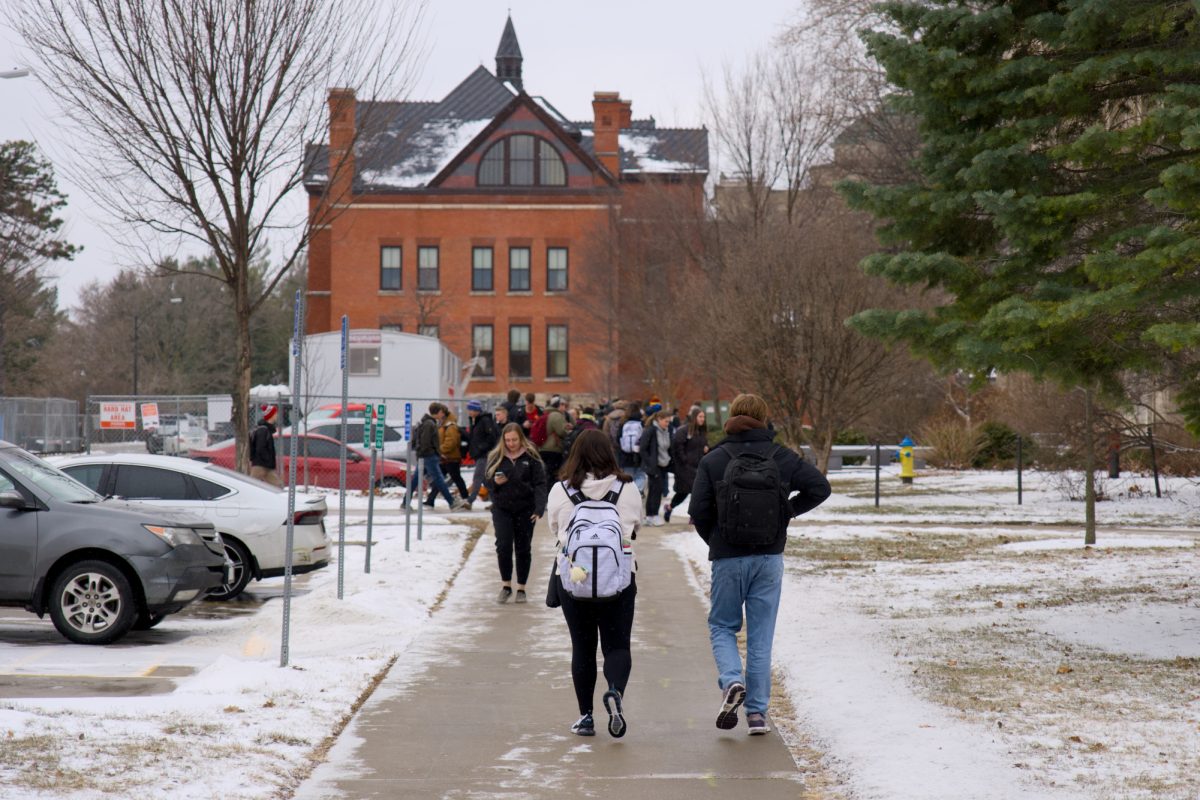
left=492, top=507, right=535, bottom=584
left=668, top=489, right=690, bottom=510
left=560, top=579, right=637, bottom=714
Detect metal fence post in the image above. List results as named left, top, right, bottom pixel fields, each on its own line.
left=281, top=290, right=303, bottom=668
left=1017, top=435, right=1023, bottom=505
left=1147, top=426, right=1161, bottom=498
left=874, top=443, right=881, bottom=508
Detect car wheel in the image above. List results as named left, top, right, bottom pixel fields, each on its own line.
left=48, top=560, right=137, bottom=645
left=205, top=538, right=252, bottom=601
left=132, top=611, right=167, bottom=630
left=378, top=476, right=403, bottom=489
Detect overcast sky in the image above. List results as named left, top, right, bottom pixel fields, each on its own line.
left=0, top=0, right=802, bottom=311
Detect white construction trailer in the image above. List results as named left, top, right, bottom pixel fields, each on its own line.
left=290, top=329, right=468, bottom=414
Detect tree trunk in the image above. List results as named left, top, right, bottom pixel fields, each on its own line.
left=1083, top=387, right=1096, bottom=545
left=234, top=269, right=254, bottom=474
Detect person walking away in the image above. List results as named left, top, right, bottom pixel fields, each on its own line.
left=546, top=429, right=642, bottom=738
left=485, top=422, right=547, bottom=604
left=248, top=405, right=282, bottom=487
left=428, top=407, right=468, bottom=504
left=406, top=403, right=466, bottom=510
left=664, top=407, right=708, bottom=522
left=639, top=410, right=673, bottom=525
left=502, top=389, right=522, bottom=421
left=603, top=401, right=626, bottom=456
left=562, top=406, right=599, bottom=460
left=539, top=397, right=570, bottom=480
left=464, top=399, right=499, bottom=508
left=688, top=393, right=831, bottom=736
left=617, top=405, right=645, bottom=492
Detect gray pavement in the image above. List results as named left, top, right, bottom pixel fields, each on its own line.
left=296, top=521, right=814, bottom=799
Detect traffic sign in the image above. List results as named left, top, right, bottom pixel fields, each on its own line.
left=404, top=403, right=412, bottom=441
left=362, top=404, right=374, bottom=448
left=375, top=404, right=386, bottom=449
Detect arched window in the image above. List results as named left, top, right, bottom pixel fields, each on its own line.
left=478, top=134, right=567, bottom=187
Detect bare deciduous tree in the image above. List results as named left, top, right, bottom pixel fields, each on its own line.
left=13, top=0, right=424, bottom=470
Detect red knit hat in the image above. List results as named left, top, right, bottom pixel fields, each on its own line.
left=262, top=404, right=278, bottom=422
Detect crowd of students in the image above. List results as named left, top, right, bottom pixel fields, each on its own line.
left=402, top=391, right=832, bottom=743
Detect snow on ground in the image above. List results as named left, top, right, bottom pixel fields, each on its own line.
left=0, top=494, right=484, bottom=800
left=670, top=466, right=1200, bottom=800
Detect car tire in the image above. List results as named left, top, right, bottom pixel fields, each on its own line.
left=205, top=538, right=253, bottom=601
left=378, top=476, right=403, bottom=489
left=48, top=560, right=138, bottom=645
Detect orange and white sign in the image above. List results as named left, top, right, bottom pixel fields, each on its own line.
left=140, top=402, right=160, bottom=430
left=100, top=401, right=137, bottom=430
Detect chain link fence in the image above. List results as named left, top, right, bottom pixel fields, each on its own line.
left=85, top=395, right=235, bottom=456
left=0, top=397, right=85, bottom=454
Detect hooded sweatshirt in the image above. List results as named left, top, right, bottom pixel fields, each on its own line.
left=546, top=473, right=643, bottom=572
left=687, top=415, right=831, bottom=560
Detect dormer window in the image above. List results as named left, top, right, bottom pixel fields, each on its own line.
left=478, top=134, right=566, bottom=187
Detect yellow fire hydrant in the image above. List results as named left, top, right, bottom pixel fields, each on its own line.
left=899, top=436, right=916, bottom=485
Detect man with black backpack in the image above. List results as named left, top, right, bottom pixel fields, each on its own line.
left=688, top=393, right=831, bottom=736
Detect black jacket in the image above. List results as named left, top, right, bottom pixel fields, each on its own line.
left=670, top=426, right=707, bottom=495
left=485, top=451, right=548, bottom=516
left=638, top=423, right=671, bottom=478
left=689, top=420, right=831, bottom=560
left=413, top=415, right=441, bottom=458
left=249, top=421, right=277, bottom=469
left=465, top=412, right=499, bottom=460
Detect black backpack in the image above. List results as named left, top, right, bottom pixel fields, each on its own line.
left=715, top=444, right=788, bottom=547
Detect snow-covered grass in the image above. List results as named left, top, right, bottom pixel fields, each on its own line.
left=670, top=467, right=1200, bottom=800
left=0, top=494, right=485, bottom=800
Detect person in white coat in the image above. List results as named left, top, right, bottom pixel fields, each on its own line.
left=546, top=429, right=643, bottom=739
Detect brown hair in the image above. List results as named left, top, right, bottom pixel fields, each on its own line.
left=485, top=422, right=542, bottom=478
left=506, top=389, right=521, bottom=404
left=729, top=393, right=769, bottom=422
left=687, top=407, right=708, bottom=437
left=558, top=429, right=630, bottom=489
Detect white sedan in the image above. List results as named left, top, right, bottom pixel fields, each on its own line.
left=52, top=453, right=330, bottom=600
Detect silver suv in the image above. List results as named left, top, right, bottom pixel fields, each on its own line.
left=0, top=442, right=229, bottom=644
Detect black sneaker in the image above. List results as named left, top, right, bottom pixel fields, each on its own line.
left=571, top=712, right=595, bottom=736
left=746, top=712, right=770, bottom=735
left=602, top=689, right=626, bottom=738
left=716, top=681, right=746, bottom=730
left=663, top=504, right=672, bottom=523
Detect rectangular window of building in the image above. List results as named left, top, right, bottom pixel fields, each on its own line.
left=546, top=325, right=568, bottom=378
left=472, top=324, right=494, bottom=377
left=509, top=247, right=530, bottom=292
left=547, top=247, right=568, bottom=292
left=380, top=246, right=401, bottom=290
left=472, top=247, right=493, bottom=291
left=509, top=324, right=531, bottom=379
left=418, top=246, right=439, bottom=290
left=380, top=323, right=402, bottom=332
left=418, top=325, right=439, bottom=339
left=350, top=347, right=381, bottom=376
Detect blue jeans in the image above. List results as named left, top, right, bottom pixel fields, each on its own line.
left=408, top=455, right=455, bottom=506
left=631, top=467, right=647, bottom=494
left=708, top=554, right=784, bottom=715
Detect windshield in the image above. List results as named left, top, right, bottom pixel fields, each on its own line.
left=203, top=463, right=285, bottom=494
left=0, top=447, right=103, bottom=503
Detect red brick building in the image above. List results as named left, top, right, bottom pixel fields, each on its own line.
left=303, top=18, right=708, bottom=399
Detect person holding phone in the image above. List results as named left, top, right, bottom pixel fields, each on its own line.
left=484, top=422, right=548, bottom=604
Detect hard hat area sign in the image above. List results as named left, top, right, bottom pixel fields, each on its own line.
left=100, top=402, right=136, bottom=430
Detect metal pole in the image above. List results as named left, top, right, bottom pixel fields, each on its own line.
left=874, top=443, right=881, bottom=508
left=1147, top=426, right=1161, bottom=498
left=365, top=444, right=377, bottom=573
left=405, top=446, right=414, bottom=552
left=417, top=456, right=425, bottom=541
left=281, top=290, right=303, bottom=667
left=337, top=316, right=348, bottom=599
left=132, top=314, right=139, bottom=397
left=1017, top=435, right=1023, bottom=505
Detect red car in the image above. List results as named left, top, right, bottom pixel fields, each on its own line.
left=190, top=432, right=407, bottom=491
left=306, top=403, right=368, bottom=422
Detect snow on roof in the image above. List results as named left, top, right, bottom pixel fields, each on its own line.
left=619, top=131, right=702, bottom=173
left=358, top=117, right=493, bottom=189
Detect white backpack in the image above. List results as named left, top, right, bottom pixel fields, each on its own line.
left=619, top=420, right=641, bottom=454
left=558, top=481, right=633, bottom=601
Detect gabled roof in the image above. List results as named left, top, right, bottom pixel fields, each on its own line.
left=304, top=65, right=708, bottom=193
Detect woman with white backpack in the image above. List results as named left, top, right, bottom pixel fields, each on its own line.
left=546, top=429, right=643, bottom=738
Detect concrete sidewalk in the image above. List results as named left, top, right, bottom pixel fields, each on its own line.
left=296, top=521, right=814, bottom=798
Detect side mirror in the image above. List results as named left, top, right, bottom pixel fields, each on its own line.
left=349, top=451, right=363, bottom=463
left=0, top=491, right=27, bottom=510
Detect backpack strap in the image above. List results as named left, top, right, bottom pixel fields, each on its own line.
left=601, top=479, right=624, bottom=505
left=565, top=480, right=588, bottom=506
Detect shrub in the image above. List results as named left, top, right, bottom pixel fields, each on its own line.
left=919, top=420, right=982, bottom=469
left=973, top=421, right=1024, bottom=468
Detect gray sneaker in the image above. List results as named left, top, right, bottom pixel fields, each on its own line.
left=746, top=712, right=770, bottom=735
left=514, top=590, right=527, bottom=604
left=716, top=681, right=746, bottom=730
left=496, top=587, right=512, bottom=604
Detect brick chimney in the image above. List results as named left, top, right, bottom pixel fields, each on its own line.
left=592, top=92, right=631, bottom=179
left=328, top=87, right=356, bottom=199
